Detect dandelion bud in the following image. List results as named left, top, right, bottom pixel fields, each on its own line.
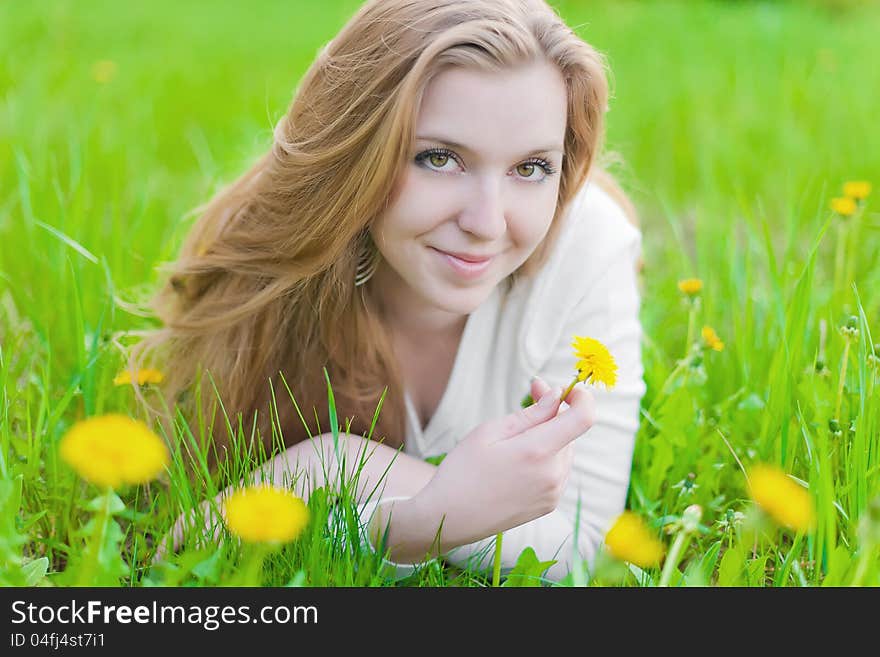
left=828, top=418, right=843, bottom=438
left=840, top=316, right=859, bottom=339
left=682, top=504, right=703, bottom=533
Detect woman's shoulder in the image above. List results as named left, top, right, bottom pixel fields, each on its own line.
left=561, top=177, right=643, bottom=274
left=508, top=177, right=643, bottom=371
left=520, top=177, right=643, bottom=303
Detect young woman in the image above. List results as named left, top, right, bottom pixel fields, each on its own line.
left=134, top=0, right=646, bottom=583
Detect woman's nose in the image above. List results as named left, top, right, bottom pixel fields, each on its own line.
left=456, top=177, right=507, bottom=240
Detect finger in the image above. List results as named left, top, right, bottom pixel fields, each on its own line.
left=491, top=385, right=564, bottom=441
left=530, top=375, right=552, bottom=402
left=519, top=385, right=595, bottom=453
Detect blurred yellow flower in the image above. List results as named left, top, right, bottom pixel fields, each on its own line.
left=604, top=511, right=665, bottom=568
left=701, top=326, right=725, bottom=352
left=571, top=335, right=617, bottom=389
left=748, top=464, right=816, bottom=532
left=113, top=368, right=164, bottom=386
left=830, top=197, right=857, bottom=217
left=677, top=278, right=703, bottom=296
left=843, top=181, right=871, bottom=201
left=224, top=485, right=310, bottom=544
left=60, top=414, right=169, bottom=488
left=92, top=60, right=117, bottom=84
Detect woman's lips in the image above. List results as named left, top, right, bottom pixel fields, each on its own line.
left=430, top=247, right=494, bottom=279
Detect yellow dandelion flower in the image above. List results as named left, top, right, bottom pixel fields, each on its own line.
left=60, top=414, right=169, bottom=489
left=571, top=335, right=617, bottom=389
left=701, top=326, right=725, bottom=352
left=91, top=60, right=117, bottom=84
left=830, top=197, right=857, bottom=217
left=224, top=485, right=310, bottom=544
left=113, top=368, right=164, bottom=386
left=843, top=181, right=871, bottom=201
left=747, top=464, right=816, bottom=532
left=677, top=278, right=703, bottom=296
left=604, top=511, right=665, bottom=568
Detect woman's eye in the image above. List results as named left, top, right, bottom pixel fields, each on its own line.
left=516, top=163, right=540, bottom=180
left=416, top=149, right=460, bottom=173
left=428, top=152, right=453, bottom=169
left=514, top=160, right=555, bottom=182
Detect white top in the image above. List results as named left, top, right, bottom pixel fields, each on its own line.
left=351, top=177, right=646, bottom=584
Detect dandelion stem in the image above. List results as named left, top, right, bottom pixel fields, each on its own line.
left=834, top=223, right=844, bottom=296
left=560, top=377, right=579, bottom=403
left=236, top=544, right=272, bottom=586
left=833, top=221, right=846, bottom=300
left=685, top=302, right=697, bottom=360
left=492, top=532, right=503, bottom=587
left=835, top=338, right=851, bottom=422
left=76, top=487, right=113, bottom=586
left=643, top=359, right=688, bottom=423
left=658, top=529, right=690, bottom=587
left=844, top=206, right=863, bottom=290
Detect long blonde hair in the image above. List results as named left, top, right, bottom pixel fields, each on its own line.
left=126, top=0, right=637, bottom=470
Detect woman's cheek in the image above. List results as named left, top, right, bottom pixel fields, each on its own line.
left=517, top=208, right=555, bottom=250
left=395, top=181, right=456, bottom=233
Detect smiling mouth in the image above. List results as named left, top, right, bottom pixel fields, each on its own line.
left=429, top=247, right=495, bottom=278
left=430, top=247, right=495, bottom=263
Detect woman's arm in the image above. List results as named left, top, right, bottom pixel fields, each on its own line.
left=268, top=432, right=437, bottom=505
left=156, top=432, right=437, bottom=559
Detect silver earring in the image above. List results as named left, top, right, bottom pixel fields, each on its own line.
left=354, top=233, right=381, bottom=287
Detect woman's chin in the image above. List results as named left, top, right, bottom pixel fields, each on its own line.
left=429, top=281, right=495, bottom=315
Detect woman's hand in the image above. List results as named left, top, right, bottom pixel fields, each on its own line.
left=404, top=376, right=595, bottom=550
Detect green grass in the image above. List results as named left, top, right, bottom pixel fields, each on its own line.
left=1, top=0, right=879, bottom=586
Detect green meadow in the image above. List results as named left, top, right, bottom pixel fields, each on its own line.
left=1, top=0, right=879, bottom=586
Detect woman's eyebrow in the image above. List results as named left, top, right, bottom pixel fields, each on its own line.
left=416, top=135, right=564, bottom=156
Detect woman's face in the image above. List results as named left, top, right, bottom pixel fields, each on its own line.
left=371, top=59, right=568, bottom=320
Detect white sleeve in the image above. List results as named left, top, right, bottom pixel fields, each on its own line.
left=442, top=223, right=646, bottom=584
